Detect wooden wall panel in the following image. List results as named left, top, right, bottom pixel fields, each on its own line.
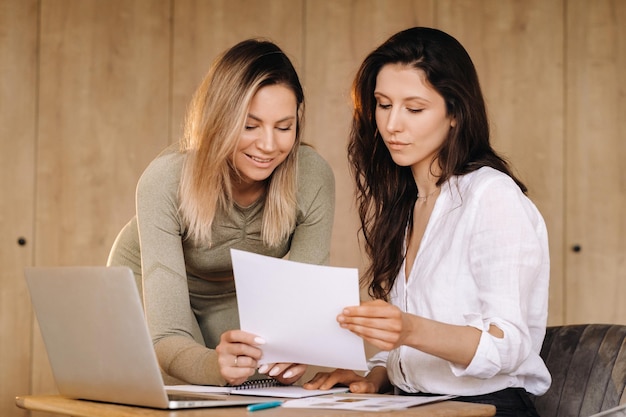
left=36, top=0, right=171, bottom=268
left=171, top=0, right=304, bottom=143
left=303, top=0, right=435, bottom=271
left=32, top=0, right=171, bottom=401
left=302, top=0, right=435, bottom=373
left=171, top=0, right=308, bottom=379
left=0, top=2, right=38, bottom=416
left=437, top=0, right=565, bottom=324
left=566, top=0, right=626, bottom=324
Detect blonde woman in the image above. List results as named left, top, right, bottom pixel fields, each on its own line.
left=108, top=39, right=335, bottom=387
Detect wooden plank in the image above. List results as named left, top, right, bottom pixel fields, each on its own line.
left=303, top=0, right=435, bottom=271
left=171, top=0, right=304, bottom=142
left=0, top=2, right=38, bottom=417
left=172, top=0, right=312, bottom=378
left=34, top=0, right=171, bottom=397
left=565, top=0, right=626, bottom=324
left=437, top=0, right=566, bottom=325
left=36, top=0, right=171, bottom=267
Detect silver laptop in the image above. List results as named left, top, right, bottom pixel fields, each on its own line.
left=24, top=266, right=273, bottom=409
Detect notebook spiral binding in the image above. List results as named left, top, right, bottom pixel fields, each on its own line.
left=231, top=378, right=284, bottom=390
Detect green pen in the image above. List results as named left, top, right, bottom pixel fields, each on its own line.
left=247, top=401, right=284, bottom=412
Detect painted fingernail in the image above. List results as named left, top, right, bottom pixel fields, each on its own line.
left=254, top=337, right=266, bottom=345
left=283, top=370, right=293, bottom=379
left=269, top=366, right=280, bottom=376
left=258, top=364, right=269, bottom=374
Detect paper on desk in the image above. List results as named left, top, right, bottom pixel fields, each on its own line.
left=231, top=249, right=368, bottom=371
left=282, top=393, right=457, bottom=411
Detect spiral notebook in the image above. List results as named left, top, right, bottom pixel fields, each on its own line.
left=167, top=378, right=349, bottom=399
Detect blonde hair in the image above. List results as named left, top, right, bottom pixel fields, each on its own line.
left=178, top=39, right=304, bottom=246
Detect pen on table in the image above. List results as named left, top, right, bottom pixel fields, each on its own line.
left=247, top=401, right=284, bottom=412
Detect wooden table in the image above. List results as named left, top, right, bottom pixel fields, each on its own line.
left=16, top=395, right=496, bottom=417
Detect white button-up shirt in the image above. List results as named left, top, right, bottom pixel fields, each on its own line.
left=367, top=167, right=551, bottom=396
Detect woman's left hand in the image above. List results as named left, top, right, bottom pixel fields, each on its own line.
left=338, top=299, right=411, bottom=351
left=342, top=300, right=486, bottom=367
left=258, top=362, right=307, bottom=385
left=216, top=330, right=265, bottom=386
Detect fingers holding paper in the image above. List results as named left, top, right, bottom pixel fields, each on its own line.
left=216, top=329, right=265, bottom=385
left=338, top=299, right=410, bottom=351
left=258, top=362, right=307, bottom=385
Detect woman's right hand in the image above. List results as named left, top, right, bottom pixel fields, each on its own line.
left=303, top=369, right=378, bottom=393
left=215, top=330, right=265, bottom=386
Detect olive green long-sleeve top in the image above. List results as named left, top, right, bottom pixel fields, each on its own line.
left=107, top=144, right=335, bottom=385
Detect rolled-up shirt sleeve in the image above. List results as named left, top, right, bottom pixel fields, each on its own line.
left=449, top=176, right=548, bottom=379
left=367, top=350, right=389, bottom=373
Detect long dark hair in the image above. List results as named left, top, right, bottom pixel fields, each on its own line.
left=348, top=27, right=527, bottom=300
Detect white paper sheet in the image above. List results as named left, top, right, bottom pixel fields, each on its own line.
left=282, top=393, right=457, bottom=411
left=231, top=249, right=368, bottom=371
